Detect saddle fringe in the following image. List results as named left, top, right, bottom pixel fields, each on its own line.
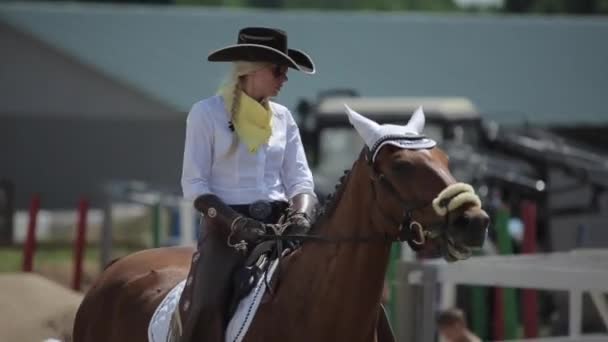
left=167, top=308, right=183, bottom=342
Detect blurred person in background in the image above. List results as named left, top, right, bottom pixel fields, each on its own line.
left=169, top=27, right=319, bottom=342
left=437, top=308, right=481, bottom=342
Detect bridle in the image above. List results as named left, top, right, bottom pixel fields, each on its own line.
left=229, top=137, right=456, bottom=297
left=251, top=138, right=448, bottom=248
left=366, top=143, right=446, bottom=250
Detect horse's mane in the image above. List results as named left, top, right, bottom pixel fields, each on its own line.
left=311, top=148, right=368, bottom=231
left=315, top=166, right=352, bottom=224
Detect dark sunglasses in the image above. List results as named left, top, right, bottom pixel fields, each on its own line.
left=272, top=65, right=288, bottom=79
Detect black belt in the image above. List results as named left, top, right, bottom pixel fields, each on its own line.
left=230, top=200, right=288, bottom=224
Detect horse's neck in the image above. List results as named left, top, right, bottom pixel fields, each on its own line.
left=324, top=157, right=392, bottom=276
left=300, top=157, right=392, bottom=319
left=316, top=159, right=385, bottom=244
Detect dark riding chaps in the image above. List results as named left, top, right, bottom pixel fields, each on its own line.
left=169, top=199, right=286, bottom=342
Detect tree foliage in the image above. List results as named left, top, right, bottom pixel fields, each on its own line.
left=72, top=0, right=608, bottom=13
left=504, top=0, right=608, bottom=14
left=175, top=0, right=457, bottom=11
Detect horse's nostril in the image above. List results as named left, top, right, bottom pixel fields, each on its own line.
left=453, top=214, right=470, bottom=228
left=466, top=213, right=490, bottom=247
left=472, top=212, right=490, bottom=230
left=461, top=212, right=490, bottom=230
left=451, top=211, right=490, bottom=248
left=481, top=214, right=490, bottom=230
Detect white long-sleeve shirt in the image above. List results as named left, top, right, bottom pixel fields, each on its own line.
left=181, top=95, right=315, bottom=205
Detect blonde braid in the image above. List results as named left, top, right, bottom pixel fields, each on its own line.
left=226, top=79, right=242, bottom=156
left=220, top=61, right=270, bottom=157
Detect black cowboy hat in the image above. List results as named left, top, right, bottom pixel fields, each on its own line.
left=207, top=27, right=315, bottom=74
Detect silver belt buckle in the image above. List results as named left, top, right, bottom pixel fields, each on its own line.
left=249, top=200, right=272, bottom=221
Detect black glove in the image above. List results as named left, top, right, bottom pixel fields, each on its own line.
left=284, top=213, right=312, bottom=235
left=230, top=216, right=267, bottom=244
left=283, top=193, right=318, bottom=236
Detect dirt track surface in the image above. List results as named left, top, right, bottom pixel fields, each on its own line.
left=0, top=273, right=83, bottom=342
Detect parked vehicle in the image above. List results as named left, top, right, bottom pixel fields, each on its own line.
left=296, top=90, right=539, bottom=202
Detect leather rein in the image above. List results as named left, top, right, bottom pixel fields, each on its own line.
left=260, top=142, right=448, bottom=249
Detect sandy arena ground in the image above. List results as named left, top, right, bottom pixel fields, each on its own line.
left=0, top=273, right=83, bottom=342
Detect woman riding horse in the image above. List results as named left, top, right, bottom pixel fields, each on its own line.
left=174, top=27, right=321, bottom=341
left=73, top=105, right=489, bottom=342
left=74, top=28, right=488, bottom=342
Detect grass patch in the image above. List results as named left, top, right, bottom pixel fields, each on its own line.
left=0, top=244, right=142, bottom=273
left=0, top=244, right=145, bottom=291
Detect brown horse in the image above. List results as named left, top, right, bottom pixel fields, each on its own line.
left=73, top=109, right=489, bottom=342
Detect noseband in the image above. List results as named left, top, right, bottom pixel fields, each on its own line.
left=253, top=140, right=478, bottom=249
left=258, top=141, right=444, bottom=247
left=366, top=146, right=445, bottom=251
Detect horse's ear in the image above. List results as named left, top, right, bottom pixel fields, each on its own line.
left=344, top=104, right=381, bottom=148
left=404, top=106, right=425, bottom=135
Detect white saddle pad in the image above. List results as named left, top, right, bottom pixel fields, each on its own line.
left=148, top=260, right=279, bottom=342
left=148, top=278, right=186, bottom=342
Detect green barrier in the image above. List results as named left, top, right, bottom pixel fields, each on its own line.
left=152, top=203, right=161, bottom=248
left=471, top=256, right=488, bottom=339
left=386, top=242, right=401, bottom=324
left=495, top=208, right=519, bottom=340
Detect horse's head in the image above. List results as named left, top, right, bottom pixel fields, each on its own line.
left=345, top=104, right=490, bottom=262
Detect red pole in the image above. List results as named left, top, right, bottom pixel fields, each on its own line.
left=22, top=194, right=40, bottom=272
left=493, top=287, right=505, bottom=341
left=72, top=197, right=89, bottom=291
left=521, top=200, right=539, bottom=338
left=521, top=201, right=538, bottom=254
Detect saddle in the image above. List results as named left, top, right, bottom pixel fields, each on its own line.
left=228, top=240, right=288, bottom=319
left=170, top=198, right=304, bottom=342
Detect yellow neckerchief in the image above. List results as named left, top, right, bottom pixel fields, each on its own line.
left=221, top=88, right=272, bottom=153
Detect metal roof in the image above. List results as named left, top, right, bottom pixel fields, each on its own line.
left=317, top=96, right=480, bottom=121
left=1, top=2, right=607, bottom=126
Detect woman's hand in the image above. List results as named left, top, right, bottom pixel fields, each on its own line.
left=230, top=216, right=268, bottom=243
left=283, top=213, right=312, bottom=235
left=282, top=193, right=318, bottom=235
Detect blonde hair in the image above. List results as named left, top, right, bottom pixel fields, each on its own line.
left=220, top=61, right=270, bottom=156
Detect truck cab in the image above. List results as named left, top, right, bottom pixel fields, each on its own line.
left=296, top=91, right=486, bottom=201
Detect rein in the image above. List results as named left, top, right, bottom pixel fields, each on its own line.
left=257, top=144, right=448, bottom=248
left=259, top=230, right=398, bottom=244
